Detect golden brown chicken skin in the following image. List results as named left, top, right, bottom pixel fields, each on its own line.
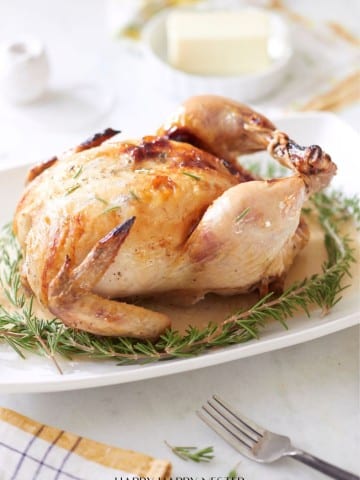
left=13, top=95, right=336, bottom=339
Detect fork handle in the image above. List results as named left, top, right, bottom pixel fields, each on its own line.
left=291, top=449, right=359, bottom=480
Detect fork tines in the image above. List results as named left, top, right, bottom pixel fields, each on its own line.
left=197, top=395, right=264, bottom=455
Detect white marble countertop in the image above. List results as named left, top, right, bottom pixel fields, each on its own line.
left=0, top=0, right=359, bottom=478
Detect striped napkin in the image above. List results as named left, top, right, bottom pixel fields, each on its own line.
left=0, top=407, right=171, bottom=480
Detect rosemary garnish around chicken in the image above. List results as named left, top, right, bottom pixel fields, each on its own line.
left=0, top=188, right=358, bottom=372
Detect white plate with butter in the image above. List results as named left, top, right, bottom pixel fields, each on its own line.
left=142, top=6, right=293, bottom=101
left=0, top=112, right=358, bottom=393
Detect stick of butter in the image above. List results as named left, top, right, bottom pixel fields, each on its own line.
left=166, top=9, right=271, bottom=76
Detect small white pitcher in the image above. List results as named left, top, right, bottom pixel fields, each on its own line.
left=0, top=38, right=49, bottom=104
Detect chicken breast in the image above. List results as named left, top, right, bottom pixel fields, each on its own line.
left=13, top=96, right=336, bottom=339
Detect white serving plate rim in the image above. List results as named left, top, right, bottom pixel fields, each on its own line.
left=0, top=111, right=359, bottom=393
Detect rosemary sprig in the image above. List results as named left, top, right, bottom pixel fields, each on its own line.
left=165, top=441, right=214, bottom=463
left=0, top=189, right=358, bottom=369
left=310, top=190, right=360, bottom=228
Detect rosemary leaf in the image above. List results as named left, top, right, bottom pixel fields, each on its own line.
left=65, top=184, right=81, bottom=196
left=102, top=205, right=121, bottom=215
left=228, top=468, right=238, bottom=478
left=182, top=171, right=201, bottom=181
left=235, top=207, right=251, bottom=223
left=95, top=195, right=108, bottom=205
left=72, top=166, right=83, bottom=179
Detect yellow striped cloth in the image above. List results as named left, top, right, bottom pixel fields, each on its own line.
left=0, top=407, right=171, bottom=480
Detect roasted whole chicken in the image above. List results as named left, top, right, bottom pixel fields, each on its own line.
left=13, top=96, right=337, bottom=339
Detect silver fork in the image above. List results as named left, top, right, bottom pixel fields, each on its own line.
left=197, top=395, right=359, bottom=480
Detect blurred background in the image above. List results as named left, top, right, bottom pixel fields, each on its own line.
left=0, top=0, right=359, bottom=166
